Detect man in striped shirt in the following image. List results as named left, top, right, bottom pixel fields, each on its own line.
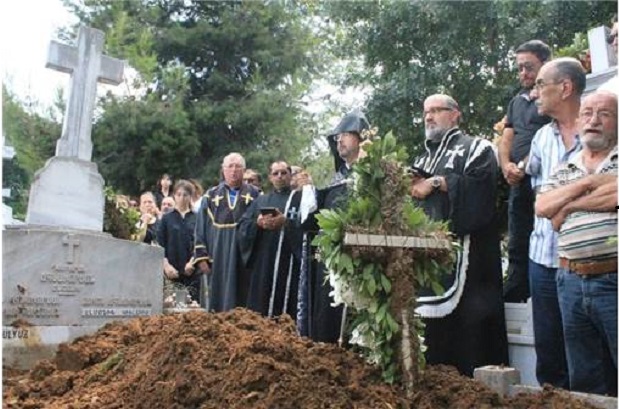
left=525, top=57, right=585, bottom=388
left=536, top=90, right=617, bottom=396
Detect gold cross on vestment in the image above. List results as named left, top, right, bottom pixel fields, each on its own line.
left=212, top=194, right=224, bottom=207
left=242, top=193, right=254, bottom=205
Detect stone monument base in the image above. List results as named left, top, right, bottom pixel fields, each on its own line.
left=2, top=226, right=164, bottom=369
left=504, top=300, right=538, bottom=387
left=26, top=157, right=105, bottom=231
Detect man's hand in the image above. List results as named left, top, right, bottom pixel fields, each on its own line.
left=257, top=212, right=286, bottom=230
left=196, top=260, right=211, bottom=275
left=410, top=178, right=434, bottom=200
left=163, top=264, right=179, bottom=280
left=551, top=208, right=568, bottom=232
left=184, top=261, right=195, bottom=276
left=502, top=162, right=525, bottom=186
left=294, top=172, right=312, bottom=189
left=140, top=213, right=154, bottom=225
left=586, top=173, right=617, bottom=190
left=538, top=173, right=617, bottom=229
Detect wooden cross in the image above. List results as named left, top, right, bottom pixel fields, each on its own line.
left=46, top=26, right=124, bottom=162
left=343, top=232, right=451, bottom=398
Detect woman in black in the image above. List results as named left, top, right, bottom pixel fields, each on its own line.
left=158, top=180, right=200, bottom=303
left=154, top=173, right=173, bottom=209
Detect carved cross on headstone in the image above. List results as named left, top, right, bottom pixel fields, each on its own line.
left=46, top=26, right=124, bottom=162
left=62, top=234, right=81, bottom=265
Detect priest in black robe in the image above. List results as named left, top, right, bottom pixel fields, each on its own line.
left=238, top=161, right=303, bottom=318
left=194, top=152, right=261, bottom=312
left=410, top=94, right=508, bottom=377
left=297, top=111, right=370, bottom=342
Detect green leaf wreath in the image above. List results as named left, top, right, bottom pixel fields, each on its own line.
left=313, top=130, right=457, bottom=390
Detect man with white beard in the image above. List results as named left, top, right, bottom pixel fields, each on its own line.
left=410, top=94, right=508, bottom=377
left=535, top=90, right=618, bottom=396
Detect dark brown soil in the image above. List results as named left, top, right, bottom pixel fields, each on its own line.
left=2, top=309, right=599, bottom=408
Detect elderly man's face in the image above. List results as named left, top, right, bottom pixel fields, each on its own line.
left=423, top=96, right=459, bottom=141
left=578, top=92, right=617, bottom=152
left=222, top=155, right=245, bottom=187
left=533, top=63, right=565, bottom=116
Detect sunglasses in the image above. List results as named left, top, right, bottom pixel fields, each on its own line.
left=271, top=170, right=289, bottom=176
left=244, top=178, right=257, bottom=183
left=608, top=32, right=617, bottom=45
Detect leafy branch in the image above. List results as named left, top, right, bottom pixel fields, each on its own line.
left=314, top=131, right=456, bottom=390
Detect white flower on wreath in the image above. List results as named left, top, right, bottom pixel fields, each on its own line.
left=328, top=270, right=372, bottom=310
left=350, top=323, right=381, bottom=365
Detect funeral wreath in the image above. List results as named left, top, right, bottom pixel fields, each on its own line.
left=313, top=130, right=457, bottom=390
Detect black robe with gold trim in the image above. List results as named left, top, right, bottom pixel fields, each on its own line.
left=194, top=182, right=260, bottom=312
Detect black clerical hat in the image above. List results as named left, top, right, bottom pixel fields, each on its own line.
left=327, top=110, right=370, bottom=171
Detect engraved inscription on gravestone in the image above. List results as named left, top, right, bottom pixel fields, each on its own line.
left=3, top=229, right=162, bottom=327
left=40, top=234, right=95, bottom=296
left=4, top=296, right=61, bottom=320
left=3, top=328, right=30, bottom=340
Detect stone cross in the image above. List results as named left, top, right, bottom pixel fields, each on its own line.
left=46, top=26, right=124, bottom=162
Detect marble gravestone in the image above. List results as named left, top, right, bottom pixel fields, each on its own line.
left=26, top=26, right=124, bottom=231
left=3, top=229, right=163, bottom=368
left=3, top=26, right=164, bottom=369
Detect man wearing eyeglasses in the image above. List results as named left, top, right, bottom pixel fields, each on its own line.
left=535, top=90, right=617, bottom=396
left=193, top=152, right=261, bottom=312
left=499, top=40, right=552, bottom=304
left=525, top=57, right=586, bottom=389
left=238, top=161, right=303, bottom=319
left=411, top=94, right=508, bottom=377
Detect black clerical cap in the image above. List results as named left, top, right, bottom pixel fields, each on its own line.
left=327, top=110, right=371, bottom=171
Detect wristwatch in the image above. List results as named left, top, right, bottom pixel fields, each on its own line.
left=431, top=176, right=442, bottom=191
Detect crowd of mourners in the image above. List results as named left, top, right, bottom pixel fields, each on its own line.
left=125, top=20, right=618, bottom=397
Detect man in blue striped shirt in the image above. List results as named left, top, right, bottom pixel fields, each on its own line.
left=535, top=90, right=617, bottom=396
left=525, top=57, right=585, bottom=389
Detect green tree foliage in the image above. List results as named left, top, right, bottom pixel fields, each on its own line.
left=325, top=0, right=616, bottom=156
left=2, top=86, right=60, bottom=218
left=2, top=87, right=58, bottom=176
left=93, top=92, right=200, bottom=194
left=63, top=0, right=322, bottom=195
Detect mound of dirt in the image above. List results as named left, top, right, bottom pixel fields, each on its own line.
left=2, top=309, right=599, bottom=409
